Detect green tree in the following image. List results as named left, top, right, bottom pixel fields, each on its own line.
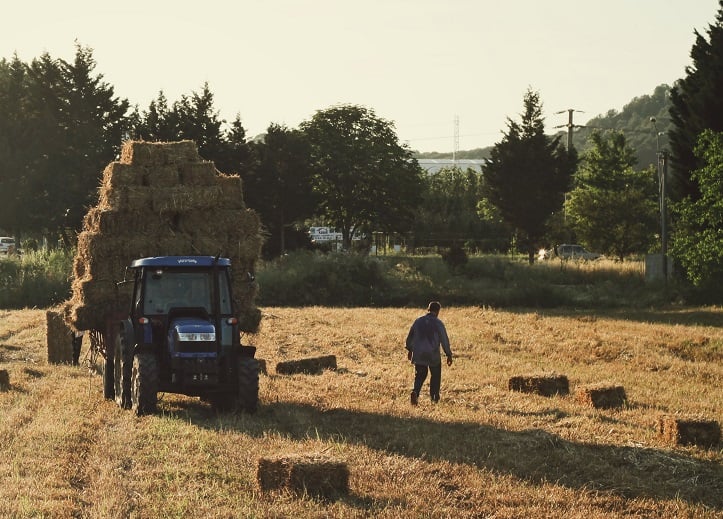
left=249, top=123, right=315, bottom=256
left=54, top=44, right=130, bottom=235
left=300, top=104, right=423, bottom=248
left=669, top=1, right=723, bottom=201
left=566, top=132, right=658, bottom=260
left=482, top=89, right=576, bottom=263
left=670, top=130, right=723, bottom=287
left=0, top=45, right=129, bottom=238
left=0, top=56, right=34, bottom=236
left=134, top=91, right=174, bottom=141
left=413, top=166, right=495, bottom=250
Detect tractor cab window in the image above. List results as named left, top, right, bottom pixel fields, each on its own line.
left=143, top=270, right=213, bottom=314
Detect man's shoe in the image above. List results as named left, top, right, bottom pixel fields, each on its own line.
left=410, top=391, right=418, bottom=405
left=431, top=394, right=440, bottom=403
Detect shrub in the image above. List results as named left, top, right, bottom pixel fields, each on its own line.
left=441, top=244, right=468, bottom=270
left=0, top=249, right=73, bottom=308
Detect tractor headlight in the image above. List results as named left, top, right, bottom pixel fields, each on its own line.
left=177, top=332, right=216, bottom=342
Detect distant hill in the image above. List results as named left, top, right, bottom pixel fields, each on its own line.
left=414, top=84, right=673, bottom=168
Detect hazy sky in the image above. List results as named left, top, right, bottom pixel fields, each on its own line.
left=1, top=1, right=719, bottom=152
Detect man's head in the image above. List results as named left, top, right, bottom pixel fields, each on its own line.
left=427, top=301, right=441, bottom=315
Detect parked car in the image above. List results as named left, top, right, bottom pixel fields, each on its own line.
left=556, top=244, right=601, bottom=260
left=0, top=237, right=16, bottom=254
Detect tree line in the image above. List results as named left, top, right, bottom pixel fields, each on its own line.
left=1, top=0, right=722, bottom=290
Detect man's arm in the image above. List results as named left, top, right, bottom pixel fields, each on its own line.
left=436, top=321, right=452, bottom=359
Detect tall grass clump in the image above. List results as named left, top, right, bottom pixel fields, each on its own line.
left=0, top=249, right=73, bottom=308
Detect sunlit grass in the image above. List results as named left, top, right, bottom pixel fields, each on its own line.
left=0, top=306, right=721, bottom=517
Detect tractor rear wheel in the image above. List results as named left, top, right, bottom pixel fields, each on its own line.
left=237, top=357, right=260, bottom=413
left=113, top=327, right=132, bottom=409
left=131, top=353, right=158, bottom=416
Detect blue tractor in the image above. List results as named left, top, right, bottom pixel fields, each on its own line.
left=103, top=256, right=259, bottom=415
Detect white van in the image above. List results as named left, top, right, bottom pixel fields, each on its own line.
left=0, top=237, right=16, bottom=254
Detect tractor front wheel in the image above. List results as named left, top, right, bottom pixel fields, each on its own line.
left=131, top=353, right=158, bottom=416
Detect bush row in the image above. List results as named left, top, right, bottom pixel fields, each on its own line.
left=0, top=248, right=706, bottom=310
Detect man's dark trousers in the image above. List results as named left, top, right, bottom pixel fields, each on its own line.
left=413, top=363, right=441, bottom=401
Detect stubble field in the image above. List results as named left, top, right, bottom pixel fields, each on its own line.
left=0, top=305, right=722, bottom=518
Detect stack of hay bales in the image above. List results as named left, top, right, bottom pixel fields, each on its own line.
left=65, top=140, right=263, bottom=333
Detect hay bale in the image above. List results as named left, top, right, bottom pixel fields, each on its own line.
left=574, top=383, right=626, bottom=409
left=508, top=373, right=569, bottom=396
left=179, top=162, right=217, bottom=186
left=0, top=370, right=9, bottom=391
left=275, top=355, right=338, bottom=375
left=151, top=185, right=222, bottom=213
left=257, top=454, right=349, bottom=497
left=120, top=140, right=200, bottom=166
left=47, top=309, right=74, bottom=364
left=658, top=415, right=721, bottom=447
left=217, top=174, right=246, bottom=209
left=144, top=164, right=180, bottom=187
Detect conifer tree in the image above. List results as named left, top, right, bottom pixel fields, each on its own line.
left=669, top=0, right=723, bottom=201
left=481, top=89, right=576, bottom=263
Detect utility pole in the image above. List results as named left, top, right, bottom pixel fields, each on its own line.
left=554, top=109, right=584, bottom=154
left=453, top=115, right=459, bottom=165
left=650, top=116, right=668, bottom=284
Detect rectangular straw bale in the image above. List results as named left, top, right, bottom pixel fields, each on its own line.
left=121, top=141, right=201, bottom=166
left=162, top=140, right=201, bottom=164
left=151, top=185, right=221, bottom=213
left=76, top=232, right=129, bottom=267
left=179, top=162, right=217, bottom=186
left=69, top=303, right=113, bottom=332
left=124, top=186, right=154, bottom=211
left=47, top=308, right=74, bottom=364
left=217, top=174, right=246, bottom=209
left=257, top=454, right=349, bottom=497
left=509, top=373, right=569, bottom=396
left=289, top=458, right=349, bottom=497
left=188, top=235, right=227, bottom=257
left=275, top=355, right=337, bottom=375
left=120, top=141, right=155, bottom=165
left=84, top=256, right=131, bottom=284
left=257, top=457, right=291, bottom=491
left=658, top=415, right=721, bottom=447
left=574, top=383, right=626, bottom=409
left=143, top=165, right=180, bottom=187
left=102, top=162, right=142, bottom=187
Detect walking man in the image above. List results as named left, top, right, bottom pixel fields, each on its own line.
left=405, top=301, right=453, bottom=405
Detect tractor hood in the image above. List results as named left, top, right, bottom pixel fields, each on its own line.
left=168, top=318, right=217, bottom=357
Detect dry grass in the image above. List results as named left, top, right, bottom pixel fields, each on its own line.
left=0, top=305, right=721, bottom=518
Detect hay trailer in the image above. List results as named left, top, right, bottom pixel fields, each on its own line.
left=97, top=255, right=259, bottom=415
